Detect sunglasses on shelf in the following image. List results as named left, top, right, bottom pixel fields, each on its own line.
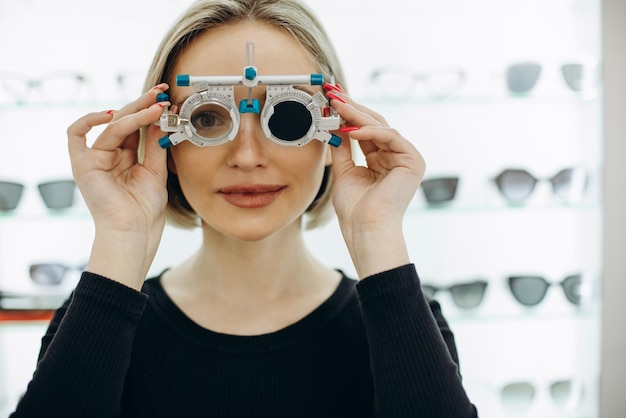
left=369, top=67, right=466, bottom=100
left=0, top=71, right=90, bottom=105
left=0, top=179, right=77, bottom=211
left=500, top=379, right=585, bottom=413
left=29, top=262, right=86, bottom=286
left=493, top=168, right=588, bottom=204
left=421, top=280, right=488, bottom=309
left=505, top=60, right=599, bottom=96
left=420, top=177, right=459, bottom=205
left=507, top=274, right=585, bottom=306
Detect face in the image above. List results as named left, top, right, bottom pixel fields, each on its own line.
left=157, top=21, right=331, bottom=242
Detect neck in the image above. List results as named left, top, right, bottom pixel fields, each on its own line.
left=177, top=220, right=333, bottom=301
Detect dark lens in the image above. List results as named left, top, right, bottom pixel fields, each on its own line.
left=501, top=382, right=535, bottom=412
left=421, top=284, right=438, bottom=299
left=448, top=280, right=488, bottom=308
left=561, top=274, right=583, bottom=305
left=0, top=181, right=24, bottom=211
left=29, top=264, right=68, bottom=285
left=506, top=62, right=542, bottom=94
left=508, top=276, right=550, bottom=306
left=551, top=168, right=588, bottom=202
left=494, top=169, right=538, bottom=203
left=37, top=180, right=76, bottom=209
left=421, top=177, right=459, bottom=204
left=189, top=103, right=233, bottom=140
left=268, top=100, right=312, bottom=142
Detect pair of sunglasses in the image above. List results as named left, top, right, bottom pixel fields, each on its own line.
left=369, top=67, right=466, bottom=100
left=506, top=61, right=598, bottom=96
left=493, top=168, right=588, bottom=204
left=500, top=379, right=584, bottom=412
left=29, top=262, right=86, bottom=286
left=421, top=280, right=488, bottom=309
left=0, top=71, right=89, bottom=105
left=508, top=274, right=584, bottom=306
left=0, top=180, right=76, bottom=211
left=420, top=177, right=459, bottom=205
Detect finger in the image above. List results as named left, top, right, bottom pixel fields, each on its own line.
left=91, top=102, right=168, bottom=151
left=112, top=83, right=169, bottom=121
left=348, top=125, right=419, bottom=155
left=330, top=134, right=356, bottom=180
left=143, top=124, right=168, bottom=177
left=327, top=91, right=389, bottom=127
left=67, top=110, right=115, bottom=156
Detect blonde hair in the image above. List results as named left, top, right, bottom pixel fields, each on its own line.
left=141, top=0, right=345, bottom=229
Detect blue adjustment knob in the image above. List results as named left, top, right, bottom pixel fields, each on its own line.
left=329, top=134, right=342, bottom=147
left=158, top=136, right=173, bottom=149
left=156, top=93, right=169, bottom=102
left=176, top=75, right=190, bottom=86
left=310, top=74, right=324, bottom=86
left=244, top=67, right=257, bottom=81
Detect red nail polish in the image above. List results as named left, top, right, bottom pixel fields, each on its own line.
left=336, top=83, right=345, bottom=94
left=105, top=109, right=115, bottom=115
left=340, top=126, right=360, bottom=132
left=326, top=92, right=346, bottom=104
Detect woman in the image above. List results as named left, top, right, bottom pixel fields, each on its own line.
left=12, top=0, right=477, bottom=417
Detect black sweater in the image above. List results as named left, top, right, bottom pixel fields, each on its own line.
left=11, top=264, right=477, bottom=417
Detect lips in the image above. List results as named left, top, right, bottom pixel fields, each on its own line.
left=217, top=184, right=286, bottom=209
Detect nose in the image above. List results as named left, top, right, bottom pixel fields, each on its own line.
left=225, top=113, right=270, bottom=171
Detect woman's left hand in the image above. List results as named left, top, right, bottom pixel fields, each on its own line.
left=327, top=88, right=426, bottom=279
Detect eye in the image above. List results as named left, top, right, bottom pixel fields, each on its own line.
left=189, top=103, right=233, bottom=139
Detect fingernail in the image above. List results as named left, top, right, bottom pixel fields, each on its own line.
left=336, top=83, right=345, bottom=93
left=326, top=92, right=346, bottom=104
left=323, top=83, right=345, bottom=94
left=103, top=109, right=115, bottom=115
left=340, top=126, right=360, bottom=132
left=151, top=83, right=168, bottom=91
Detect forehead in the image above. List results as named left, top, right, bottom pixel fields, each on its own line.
left=170, top=21, right=318, bottom=93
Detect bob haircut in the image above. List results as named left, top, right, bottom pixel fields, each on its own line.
left=140, top=0, right=346, bottom=230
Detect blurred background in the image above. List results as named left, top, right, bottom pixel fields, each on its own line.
left=0, top=0, right=624, bottom=416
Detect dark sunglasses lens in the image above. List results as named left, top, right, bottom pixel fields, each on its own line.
left=38, top=180, right=76, bottom=209
left=268, top=100, right=312, bottom=142
left=448, top=281, right=487, bottom=308
left=561, top=274, right=583, bottom=305
left=421, top=177, right=459, bottom=204
left=421, top=284, right=437, bottom=299
left=560, top=63, right=586, bottom=92
left=508, top=276, right=550, bottom=306
left=494, top=169, right=537, bottom=203
left=29, top=264, right=67, bottom=285
left=506, top=63, right=541, bottom=94
left=0, top=181, right=24, bottom=211
left=501, top=382, right=535, bottom=412
left=551, top=168, right=588, bottom=202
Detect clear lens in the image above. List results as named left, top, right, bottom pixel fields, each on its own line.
left=0, top=74, right=30, bottom=105
left=501, top=382, right=535, bottom=411
left=189, top=103, right=234, bottom=140
left=508, top=276, right=550, bottom=306
left=268, top=100, right=312, bottom=142
left=38, top=73, right=86, bottom=104
left=0, top=181, right=24, bottom=211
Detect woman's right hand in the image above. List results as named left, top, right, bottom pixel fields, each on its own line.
left=67, top=84, right=171, bottom=289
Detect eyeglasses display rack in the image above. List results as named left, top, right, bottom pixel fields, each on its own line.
left=0, top=0, right=604, bottom=417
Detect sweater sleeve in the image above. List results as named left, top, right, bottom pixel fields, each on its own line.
left=10, top=272, right=148, bottom=418
left=356, top=264, right=478, bottom=418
